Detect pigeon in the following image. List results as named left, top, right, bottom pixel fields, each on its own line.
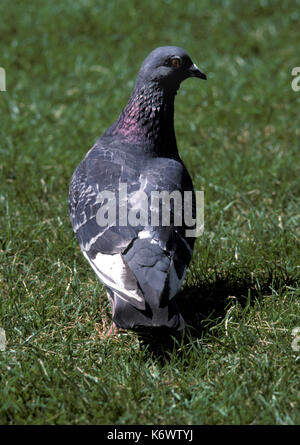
left=69, top=46, right=206, bottom=334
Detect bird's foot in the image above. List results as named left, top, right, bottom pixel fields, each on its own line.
left=106, top=322, right=119, bottom=337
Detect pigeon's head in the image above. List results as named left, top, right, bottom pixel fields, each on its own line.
left=136, top=46, right=206, bottom=92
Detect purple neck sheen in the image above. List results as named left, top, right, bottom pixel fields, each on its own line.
left=110, top=82, right=178, bottom=156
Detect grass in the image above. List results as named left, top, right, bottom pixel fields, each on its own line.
left=0, top=0, right=299, bottom=425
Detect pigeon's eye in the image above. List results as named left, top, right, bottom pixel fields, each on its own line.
left=171, top=57, right=181, bottom=68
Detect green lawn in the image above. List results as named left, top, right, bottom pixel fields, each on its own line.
left=0, top=0, right=299, bottom=424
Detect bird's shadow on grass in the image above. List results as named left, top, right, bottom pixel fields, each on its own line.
left=177, top=276, right=255, bottom=336
left=136, top=271, right=295, bottom=361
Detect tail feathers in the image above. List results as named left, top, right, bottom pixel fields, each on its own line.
left=112, top=293, right=185, bottom=331
left=113, top=238, right=186, bottom=331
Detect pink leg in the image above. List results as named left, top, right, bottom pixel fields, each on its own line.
left=106, top=290, right=119, bottom=336
left=106, top=321, right=119, bottom=337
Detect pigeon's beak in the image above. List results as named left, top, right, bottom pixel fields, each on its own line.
left=188, top=63, right=207, bottom=80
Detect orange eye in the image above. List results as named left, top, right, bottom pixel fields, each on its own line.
left=171, top=57, right=181, bottom=68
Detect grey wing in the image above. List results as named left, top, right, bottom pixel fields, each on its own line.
left=69, top=146, right=195, bottom=312
left=69, top=145, right=147, bottom=309
left=69, top=147, right=138, bottom=255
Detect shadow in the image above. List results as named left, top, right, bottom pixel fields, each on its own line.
left=177, top=267, right=299, bottom=336
left=134, top=326, right=184, bottom=362
left=176, top=277, right=255, bottom=337
left=134, top=270, right=298, bottom=362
